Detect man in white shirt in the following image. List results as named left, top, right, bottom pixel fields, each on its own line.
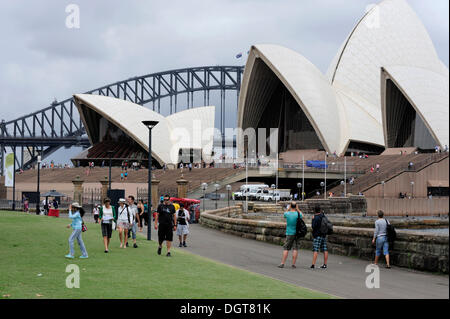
left=176, top=203, right=190, bottom=247
left=127, top=195, right=139, bottom=248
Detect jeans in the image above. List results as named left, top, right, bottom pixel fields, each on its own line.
left=131, top=223, right=137, bottom=240
left=68, top=229, right=88, bottom=257
left=376, top=235, right=389, bottom=256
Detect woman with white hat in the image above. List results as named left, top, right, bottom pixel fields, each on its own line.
left=65, top=202, right=88, bottom=259
left=117, top=198, right=131, bottom=248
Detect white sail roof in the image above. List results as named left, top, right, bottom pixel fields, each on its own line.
left=73, top=94, right=215, bottom=165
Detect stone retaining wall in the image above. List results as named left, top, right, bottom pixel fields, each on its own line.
left=200, top=206, right=449, bottom=274
left=242, top=196, right=367, bottom=215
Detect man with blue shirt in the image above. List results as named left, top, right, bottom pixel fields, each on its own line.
left=278, top=202, right=303, bottom=268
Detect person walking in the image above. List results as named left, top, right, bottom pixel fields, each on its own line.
left=93, top=205, right=99, bottom=224
left=176, top=203, right=190, bottom=247
left=127, top=195, right=139, bottom=248
left=137, top=199, right=145, bottom=232
left=278, top=202, right=303, bottom=268
left=117, top=198, right=131, bottom=248
left=372, top=210, right=391, bottom=268
left=99, top=198, right=117, bottom=253
left=155, top=195, right=177, bottom=257
left=311, top=206, right=328, bottom=269
left=65, top=203, right=88, bottom=259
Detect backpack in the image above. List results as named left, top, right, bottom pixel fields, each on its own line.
left=177, top=209, right=187, bottom=225
left=295, top=212, right=307, bottom=238
left=385, top=219, right=396, bottom=243
left=320, top=214, right=333, bottom=235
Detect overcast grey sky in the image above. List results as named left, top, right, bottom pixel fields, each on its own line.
left=0, top=0, right=448, bottom=163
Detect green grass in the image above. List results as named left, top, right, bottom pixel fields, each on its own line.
left=0, top=211, right=334, bottom=299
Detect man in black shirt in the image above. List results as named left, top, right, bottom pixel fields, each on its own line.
left=155, top=194, right=177, bottom=257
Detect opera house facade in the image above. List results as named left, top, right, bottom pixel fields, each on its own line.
left=238, top=0, right=449, bottom=156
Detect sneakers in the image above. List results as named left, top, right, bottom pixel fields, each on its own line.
left=310, top=265, right=315, bottom=269
left=320, top=264, right=327, bottom=269
left=157, top=247, right=162, bottom=255
left=79, top=255, right=89, bottom=259
left=166, top=252, right=171, bottom=257
left=183, top=242, right=187, bottom=247
left=385, top=265, right=391, bottom=269
left=104, top=250, right=109, bottom=253
left=291, top=265, right=296, bottom=269
left=133, top=243, right=138, bottom=248
left=277, top=264, right=284, bottom=268
left=179, top=243, right=183, bottom=247
left=65, top=254, right=74, bottom=259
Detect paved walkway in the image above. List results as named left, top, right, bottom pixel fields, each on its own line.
left=177, top=224, right=449, bottom=299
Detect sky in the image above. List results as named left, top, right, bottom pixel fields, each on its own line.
left=0, top=0, right=448, bottom=164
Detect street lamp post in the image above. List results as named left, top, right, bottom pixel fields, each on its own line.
left=107, top=150, right=114, bottom=192
left=340, top=180, right=345, bottom=197
left=410, top=181, right=415, bottom=198
left=350, top=178, right=354, bottom=195
left=201, top=182, right=208, bottom=212
left=226, top=184, right=231, bottom=217
left=302, top=155, right=305, bottom=201
left=142, top=120, right=159, bottom=241
left=36, top=153, right=42, bottom=215
left=320, top=182, right=325, bottom=198
left=12, top=146, right=16, bottom=211
left=214, top=183, right=220, bottom=210
left=324, top=153, right=327, bottom=199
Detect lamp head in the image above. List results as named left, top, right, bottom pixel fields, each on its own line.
left=142, top=120, right=159, bottom=129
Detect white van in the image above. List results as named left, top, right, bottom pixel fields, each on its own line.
left=234, top=184, right=268, bottom=200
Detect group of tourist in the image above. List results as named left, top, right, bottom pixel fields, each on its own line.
left=64, top=194, right=191, bottom=258
left=278, top=202, right=391, bottom=269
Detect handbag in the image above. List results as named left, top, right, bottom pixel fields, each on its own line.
left=81, top=220, right=87, bottom=232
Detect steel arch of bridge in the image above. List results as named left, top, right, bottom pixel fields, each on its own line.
left=0, top=65, right=244, bottom=172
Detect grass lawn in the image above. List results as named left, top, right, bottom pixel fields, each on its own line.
left=0, top=211, right=334, bottom=299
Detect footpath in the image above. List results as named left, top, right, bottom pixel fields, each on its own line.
left=181, top=224, right=448, bottom=299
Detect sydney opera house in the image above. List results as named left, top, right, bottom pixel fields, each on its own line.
left=72, top=94, right=215, bottom=168
left=73, top=0, right=448, bottom=167
left=238, top=0, right=449, bottom=157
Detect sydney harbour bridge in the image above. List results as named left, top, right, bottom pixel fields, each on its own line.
left=0, top=65, right=244, bottom=173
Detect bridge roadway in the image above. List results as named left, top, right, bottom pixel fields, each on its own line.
left=178, top=224, right=448, bottom=299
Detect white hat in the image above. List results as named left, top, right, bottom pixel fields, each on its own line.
left=71, top=202, right=82, bottom=208
left=118, top=198, right=126, bottom=203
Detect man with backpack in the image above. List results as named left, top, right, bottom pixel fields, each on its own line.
left=372, top=210, right=392, bottom=269
left=176, top=203, right=190, bottom=247
left=155, top=195, right=177, bottom=257
left=278, top=202, right=305, bottom=269
left=311, top=206, right=332, bottom=269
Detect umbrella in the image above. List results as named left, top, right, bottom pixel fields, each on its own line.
left=41, top=190, right=67, bottom=197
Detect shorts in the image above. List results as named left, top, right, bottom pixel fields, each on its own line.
left=283, top=235, right=301, bottom=250
left=375, top=235, right=389, bottom=256
left=101, top=222, right=113, bottom=238
left=118, top=221, right=130, bottom=230
left=158, top=223, right=173, bottom=243
left=176, top=224, right=189, bottom=236
left=312, top=236, right=327, bottom=252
